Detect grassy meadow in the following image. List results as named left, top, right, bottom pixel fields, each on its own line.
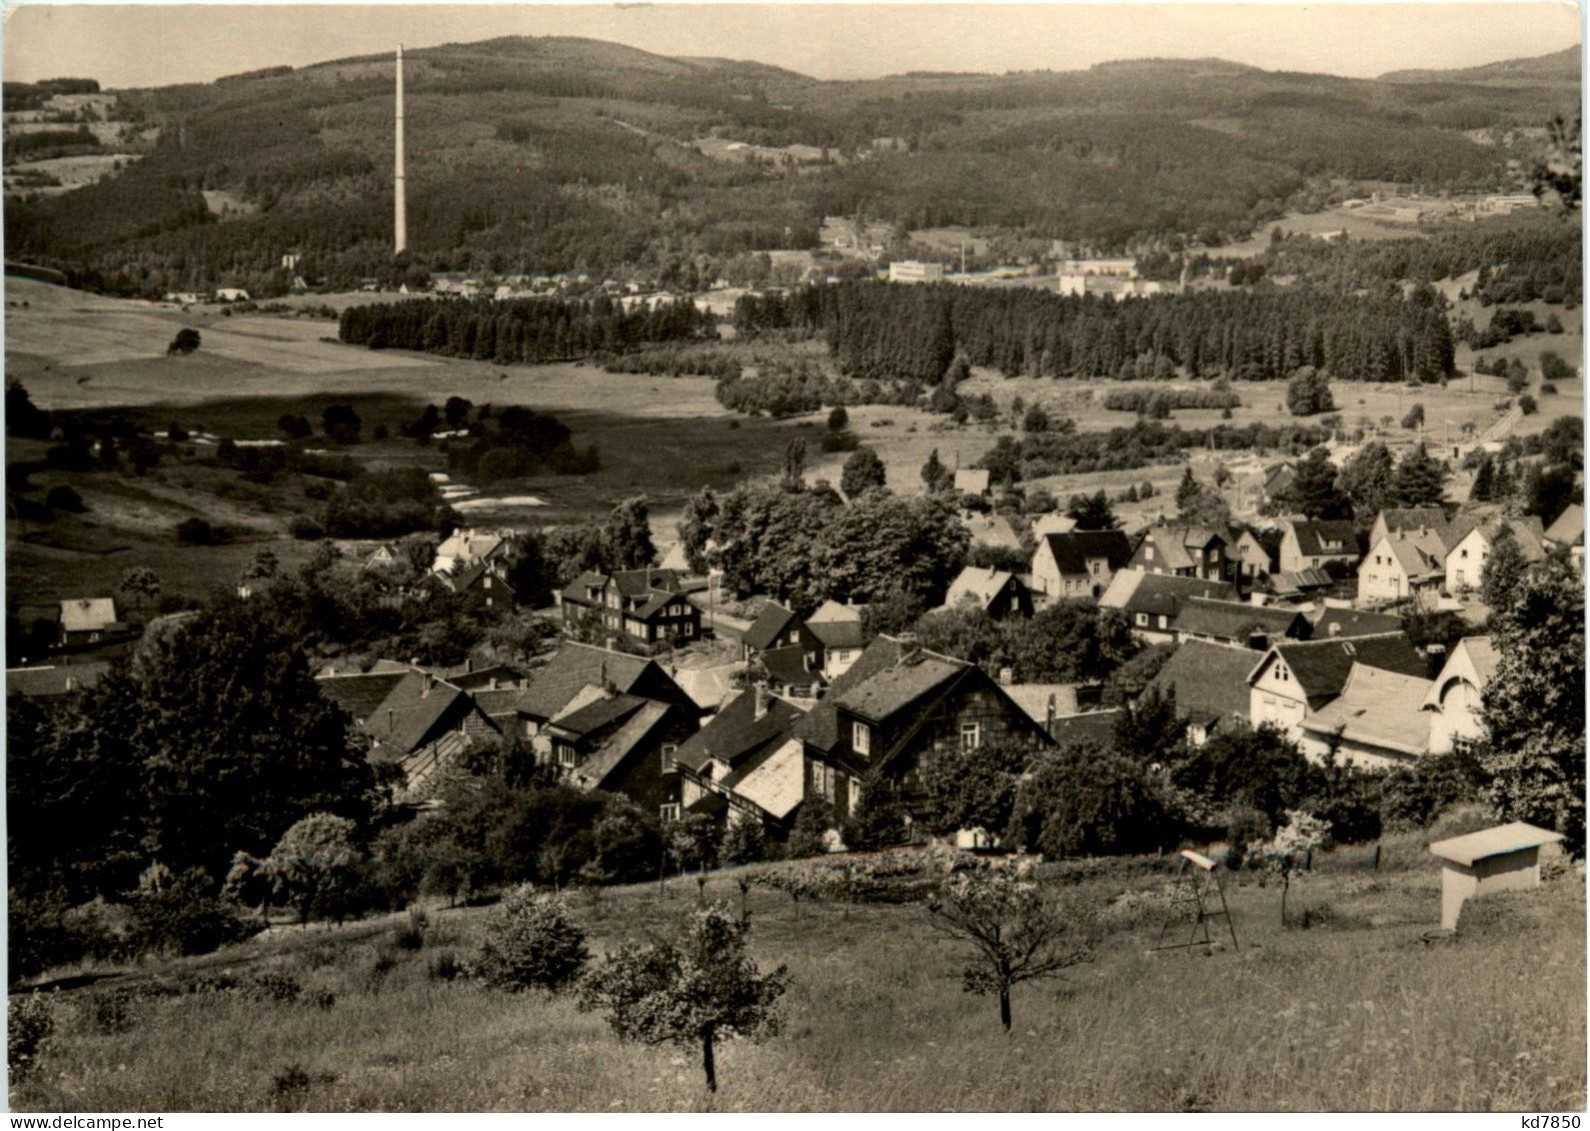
left=10, top=833, right=1584, bottom=1113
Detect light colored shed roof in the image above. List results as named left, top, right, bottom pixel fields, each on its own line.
left=1428, top=821, right=1564, bottom=867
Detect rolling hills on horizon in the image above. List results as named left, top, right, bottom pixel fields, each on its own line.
left=5, top=35, right=1580, bottom=295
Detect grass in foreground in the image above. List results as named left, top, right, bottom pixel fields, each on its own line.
left=11, top=841, right=1584, bottom=1113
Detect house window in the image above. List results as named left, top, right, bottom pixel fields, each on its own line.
left=852, top=721, right=871, bottom=755
left=1135, top=612, right=1149, bottom=626
left=1158, top=615, right=1168, bottom=629
left=1460, top=549, right=1469, bottom=559
left=960, top=722, right=982, bottom=751
left=684, top=622, right=695, bottom=638
left=847, top=776, right=860, bottom=818
left=789, top=630, right=799, bottom=644
left=836, top=649, right=851, bottom=663
left=659, top=803, right=681, bottom=822
left=812, top=760, right=835, bottom=800
left=1145, top=546, right=1155, bottom=561
left=660, top=743, right=678, bottom=771
left=557, top=745, right=576, bottom=767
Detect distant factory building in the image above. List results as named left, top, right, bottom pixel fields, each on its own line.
left=888, top=260, right=945, bottom=284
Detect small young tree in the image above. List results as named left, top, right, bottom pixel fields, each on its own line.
left=477, top=885, right=589, bottom=992
left=827, top=406, right=849, bottom=433
left=1248, top=810, right=1329, bottom=926
left=578, top=902, right=789, bottom=1092
left=839, top=446, right=887, bottom=498
left=928, top=871, right=1093, bottom=1032
left=167, top=328, right=202, bottom=355
left=785, top=801, right=832, bottom=859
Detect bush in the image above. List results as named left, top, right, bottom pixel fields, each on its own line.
left=1519, top=394, right=1538, bottom=416
left=476, top=886, right=588, bottom=992
left=393, top=906, right=427, bottom=951
left=289, top=515, right=326, bottom=541
left=130, top=868, right=262, bottom=957
left=44, top=484, right=86, bottom=512
left=8, top=993, right=54, bottom=1081
left=819, top=430, right=860, bottom=454
left=167, top=328, right=201, bottom=355
left=1540, top=383, right=1559, bottom=396
left=427, top=950, right=464, bottom=982
left=175, top=517, right=229, bottom=546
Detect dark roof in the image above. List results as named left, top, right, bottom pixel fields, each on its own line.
left=791, top=635, right=910, bottom=752
left=560, top=571, right=609, bottom=607
left=472, top=686, right=530, bottom=721
left=575, top=701, right=675, bottom=788
left=1172, top=598, right=1309, bottom=644
left=1149, top=641, right=1256, bottom=725
left=1288, top=520, right=1358, bottom=558
left=550, top=693, right=648, bottom=738
left=16, top=604, right=60, bottom=625
left=743, top=602, right=801, bottom=652
left=1042, top=530, right=1135, bottom=576
left=687, top=791, right=730, bottom=818
left=611, top=568, right=686, bottom=600
left=1048, top=710, right=1120, bottom=748
left=443, top=663, right=525, bottom=692
left=448, top=562, right=517, bottom=599
left=673, top=689, right=804, bottom=773
left=1264, top=633, right=1425, bottom=701
left=833, top=653, right=967, bottom=723
left=809, top=619, right=866, bottom=650
left=6, top=662, right=110, bottom=698
left=1118, top=572, right=1237, bottom=618
left=317, top=670, right=411, bottom=721
left=364, top=673, right=470, bottom=754
left=1311, top=607, right=1404, bottom=640
left=1378, top=507, right=1448, bottom=534
left=519, top=643, right=659, bottom=722
left=760, top=645, right=822, bottom=689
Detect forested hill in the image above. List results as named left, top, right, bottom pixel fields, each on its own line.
left=1379, top=46, right=1581, bottom=85
left=5, top=36, right=1578, bottom=295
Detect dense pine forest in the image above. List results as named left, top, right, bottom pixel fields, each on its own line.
left=3, top=37, right=1577, bottom=292
left=733, top=281, right=1457, bottom=384
left=336, top=293, right=715, bottom=362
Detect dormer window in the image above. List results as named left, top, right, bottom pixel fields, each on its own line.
left=852, top=721, right=871, bottom=755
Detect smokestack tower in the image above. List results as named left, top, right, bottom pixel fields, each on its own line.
left=394, top=45, right=407, bottom=257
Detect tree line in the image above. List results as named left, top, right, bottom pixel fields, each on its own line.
left=734, top=281, right=1456, bottom=385
left=337, top=293, right=715, bottom=363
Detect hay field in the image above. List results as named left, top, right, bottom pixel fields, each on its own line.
left=11, top=837, right=1583, bottom=1113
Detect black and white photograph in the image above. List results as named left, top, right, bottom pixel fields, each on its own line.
left=2, top=1, right=1585, bottom=1115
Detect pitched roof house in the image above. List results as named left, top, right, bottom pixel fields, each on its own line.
left=1444, top=517, right=1547, bottom=595
left=1358, top=527, right=1447, bottom=604
left=317, top=668, right=414, bottom=725
left=364, top=672, right=502, bottom=801
left=556, top=568, right=703, bottom=646
left=939, top=566, right=1033, bottom=620
left=1369, top=508, right=1449, bottom=550
left=6, top=662, right=110, bottom=701
left=806, top=610, right=869, bottom=680
left=963, top=513, right=1023, bottom=552
left=673, top=686, right=810, bottom=827
left=1311, top=607, right=1404, bottom=640
left=1422, top=635, right=1498, bottom=756
left=1247, top=632, right=1426, bottom=745
left=742, top=601, right=816, bottom=657
left=1171, top=598, right=1311, bottom=650
left=1227, top=526, right=1273, bottom=581
left=59, top=598, right=124, bottom=645
left=433, top=528, right=511, bottom=575
left=1148, top=640, right=1259, bottom=745
left=1030, top=529, right=1135, bottom=602
left=545, top=688, right=698, bottom=815
left=954, top=468, right=992, bottom=497
left=1545, top=503, right=1583, bottom=549
left=1099, top=569, right=1237, bottom=643
left=1126, top=524, right=1228, bottom=581
left=1298, top=663, right=1435, bottom=769
left=519, top=642, right=695, bottom=742
left=1279, top=520, right=1358, bottom=574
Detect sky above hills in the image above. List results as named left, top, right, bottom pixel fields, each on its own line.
left=3, top=2, right=1581, bottom=88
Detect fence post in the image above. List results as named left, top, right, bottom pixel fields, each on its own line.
left=1373, top=844, right=1382, bottom=872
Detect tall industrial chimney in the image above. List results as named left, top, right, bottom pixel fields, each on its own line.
left=394, top=45, right=407, bottom=257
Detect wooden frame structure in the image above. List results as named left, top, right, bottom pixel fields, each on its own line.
left=1153, top=849, right=1239, bottom=953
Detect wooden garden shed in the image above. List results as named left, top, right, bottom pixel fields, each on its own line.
left=1428, top=821, right=1564, bottom=930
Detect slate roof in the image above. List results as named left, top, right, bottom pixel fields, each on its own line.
left=791, top=635, right=909, bottom=752
left=573, top=701, right=673, bottom=789
left=1312, top=607, right=1403, bottom=639
left=6, top=662, right=110, bottom=698
left=832, top=653, right=967, bottom=722
left=1270, top=568, right=1333, bottom=597
left=760, top=645, right=822, bottom=690
left=1101, top=570, right=1237, bottom=619
left=550, top=692, right=648, bottom=737
left=809, top=618, right=867, bottom=650
left=1256, top=633, right=1426, bottom=701
left=1380, top=529, right=1447, bottom=580
left=1467, top=517, right=1549, bottom=563
left=1041, top=530, right=1135, bottom=577
left=1288, top=520, right=1358, bottom=558
left=743, top=602, right=801, bottom=652
left=60, top=597, right=119, bottom=634
left=560, top=571, right=610, bottom=607
left=443, top=663, right=525, bottom=692
left=1376, top=508, right=1449, bottom=537
left=473, top=686, right=530, bottom=723
left=965, top=514, right=1022, bottom=550
left=1136, top=525, right=1225, bottom=572
left=519, top=643, right=660, bottom=722
left=1546, top=503, right=1584, bottom=547
left=1002, top=683, right=1080, bottom=725
left=317, top=670, right=412, bottom=721
left=1149, top=640, right=1257, bottom=725
left=1299, top=664, right=1434, bottom=757
left=673, top=689, right=805, bottom=773
left=1172, top=598, right=1309, bottom=645
left=726, top=738, right=807, bottom=820
left=365, top=673, right=470, bottom=755
left=672, top=662, right=745, bottom=712
left=611, top=568, right=685, bottom=600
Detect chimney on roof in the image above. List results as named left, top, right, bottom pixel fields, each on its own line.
left=421, top=673, right=435, bottom=698
left=605, top=636, right=618, bottom=652
left=463, top=659, right=473, bottom=673
left=387, top=707, right=395, bottom=732
left=753, top=682, right=770, bottom=720
left=1425, top=642, right=1447, bottom=680
left=488, top=676, right=498, bottom=691
left=1045, top=694, right=1057, bottom=738
left=998, top=666, right=1013, bottom=686
left=1328, top=622, right=1342, bottom=637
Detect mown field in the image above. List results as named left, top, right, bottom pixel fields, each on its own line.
left=10, top=832, right=1583, bottom=1113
